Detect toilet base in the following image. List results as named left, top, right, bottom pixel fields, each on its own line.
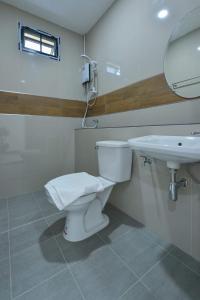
left=63, top=214, right=109, bottom=242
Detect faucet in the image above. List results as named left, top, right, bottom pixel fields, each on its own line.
left=191, top=131, right=200, bottom=136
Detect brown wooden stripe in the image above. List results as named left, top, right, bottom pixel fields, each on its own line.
left=88, top=74, right=185, bottom=117
left=0, top=91, right=86, bottom=117
left=0, top=74, right=192, bottom=118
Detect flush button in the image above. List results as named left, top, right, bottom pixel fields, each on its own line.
left=178, top=142, right=182, bottom=146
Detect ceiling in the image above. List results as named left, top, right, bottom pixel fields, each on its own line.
left=171, top=7, right=200, bottom=41
left=1, top=0, right=116, bottom=34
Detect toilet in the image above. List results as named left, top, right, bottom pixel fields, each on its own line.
left=45, top=140, right=132, bottom=242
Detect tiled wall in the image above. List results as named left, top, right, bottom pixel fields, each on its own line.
left=0, top=114, right=81, bottom=198
left=0, top=3, right=84, bottom=198
left=86, top=0, right=200, bottom=96
left=75, top=124, right=200, bottom=261
left=0, top=2, right=83, bottom=100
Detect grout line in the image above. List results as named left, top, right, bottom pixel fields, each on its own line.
left=138, top=252, right=171, bottom=283
left=12, top=215, right=65, bottom=299
left=116, top=243, right=172, bottom=299
left=10, top=234, right=54, bottom=259
left=43, top=218, right=86, bottom=300
left=33, top=193, right=62, bottom=219
left=117, top=250, right=170, bottom=300
left=0, top=228, right=9, bottom=234
left=8, top=216, right=45, bottom=231
left=98, top=226, right=134, bottom=245
left=54, top=239, right=86, bottom=300
left=7, top=210, right=63, bottom=232
left=168, top=252, right=200, bottom=278
left=33, top=193, right=45, bottom=214
left=98, top=230, right=173, bottom=294
left=8, top=198, right=200, bottom=299
left=139, top=280, right=153, bottom=293
left=7, top=199, right=13, bottom=300
left=97, top=233, right=140, bottom=280
left=12, top=218, right=84, bottom=300
left=118, top=279, right=140, bottom=299
left=13, top=268, right=67, bottom=300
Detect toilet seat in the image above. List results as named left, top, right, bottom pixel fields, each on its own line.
left=70, top=177, right=114, bottom=204
left=45, top=172, right=106, bottom=210
left=97, top=176, right=115, bottom=188
left=70, top=177, right=115, bottom=207
left=72, top=193, right=96, bottom=206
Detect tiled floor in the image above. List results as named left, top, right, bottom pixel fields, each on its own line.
left=0, top=191, right=200, bottom=300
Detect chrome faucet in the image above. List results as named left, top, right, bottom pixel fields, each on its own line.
left=191, top=131, right=200, bottom=136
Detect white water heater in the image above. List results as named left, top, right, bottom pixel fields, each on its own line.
left=82, top=63, right=90, bottom=84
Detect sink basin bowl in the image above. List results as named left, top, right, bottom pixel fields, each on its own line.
left=128, top=135, right=200, bottom=169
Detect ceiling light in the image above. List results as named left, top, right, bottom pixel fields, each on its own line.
left=197, top=46, right=200, bottom=51
left=157, top=9, right=169, bottom=19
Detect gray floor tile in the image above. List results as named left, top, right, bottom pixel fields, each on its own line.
left=104, top=204, right=128, bottom=221
left=0, top=198, right=8, bottom=218
left=1, top=201, right=199, bottom=300
left=111, top=229, right=167, bottom=276
left=57, top=234, right=105, bottom=261
left=0, top=199, right=8, bottom=233
left=11, top=237, right=65, bottom=298
left=99, top=206, right=143, bottom=243
left=143, top=228, right=173, bottom=250
left=8, top=193, right=43, bottom=229
left=0, top=215, right=8, bottom=233
left=16, top=269, right=83, bottom=300
left=0, top=258, right=10, bottom=300
left=45, top=212, right=66, bottom=236
left=120, top=282, right=157, bottom=300
left=10, top=219, right=53, bottom=256
left=0, top=232, right=9, bottom=261
left=104, top=204, right=142, bottom=225
left=33, top=191, right=59, bottom=217
left=142, top=254, right=200, bottom=300
left=170, top=246, right=200, bottom=276
left=70, top=245, right=137, bottom=300
left=129, top=243, right=168, bottom=277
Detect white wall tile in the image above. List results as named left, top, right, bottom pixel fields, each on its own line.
left=75, top=124, right=200, bottom=260
left=0, top=2, right=84, bottom=100
left=0, top=114, right=81, bottom=198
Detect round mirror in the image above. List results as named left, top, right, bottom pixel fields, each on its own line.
left=164, top=7, right=200, bottom=98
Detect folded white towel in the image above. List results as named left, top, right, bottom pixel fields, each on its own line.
left=45, top=172, right=105, bottom=210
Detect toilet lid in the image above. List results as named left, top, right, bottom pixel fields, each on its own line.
left=45, top=172, right=105, bottom=210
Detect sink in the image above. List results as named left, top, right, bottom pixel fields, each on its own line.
left=128, top=135, right=200, bottom=169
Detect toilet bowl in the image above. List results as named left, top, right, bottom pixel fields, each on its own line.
left=45, top=140, right=132, bottom=242
left=62, top=177, right=115, bottom=241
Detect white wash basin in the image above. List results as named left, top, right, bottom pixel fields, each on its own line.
left=128, top=135, right=200, bottom=169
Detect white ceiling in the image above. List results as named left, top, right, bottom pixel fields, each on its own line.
left=1, top=0, right=116, bottom=34
left=171, top=7, right=200, bottom=41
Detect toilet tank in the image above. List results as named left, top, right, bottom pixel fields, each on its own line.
left=96, top=140, right=132, bottom=182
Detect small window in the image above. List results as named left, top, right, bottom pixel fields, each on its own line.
left=18, top=23, right=60, bottom=60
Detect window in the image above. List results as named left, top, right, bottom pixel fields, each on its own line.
left=18, top=23, right=60, bottom=60
left=106, top=63, right=120, bottom=76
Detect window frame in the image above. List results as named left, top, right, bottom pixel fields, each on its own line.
left=18, top=22, right=60, bottom=61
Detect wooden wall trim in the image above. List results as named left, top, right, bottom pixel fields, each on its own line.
left=88, top=74, right=184, bottom=117
left=0, top=74, right=186, bottom=118
left=0, top=91, right=86, bottom=117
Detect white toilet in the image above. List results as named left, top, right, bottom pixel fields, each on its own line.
left=45, top=140, right=132, bottom=242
